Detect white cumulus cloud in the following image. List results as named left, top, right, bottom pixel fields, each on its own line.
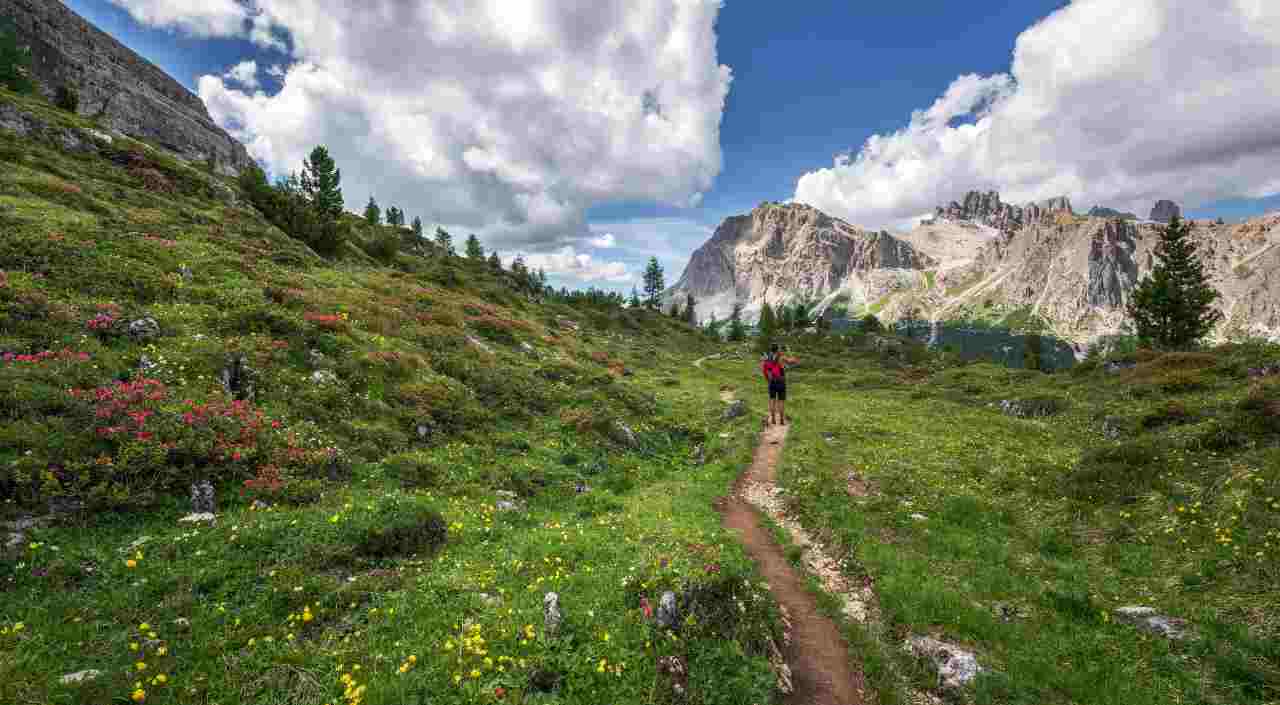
left=106, top=0, right=249, bottom=37
left=223, top=60, right=259, bottom=90
left=521, top=247, right=632, bottom=284
left=172, top=0, right=730, bottom=254
left=794, top=0, right=1280, bottom=229
left=589, top=232, right=617, bottom=248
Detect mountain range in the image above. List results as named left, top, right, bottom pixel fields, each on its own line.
left=667, top=193, right=1280, bottom=345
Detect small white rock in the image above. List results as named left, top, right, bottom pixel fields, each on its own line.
left=178, top=512, right=216, bottom=524
left=60, top=669, right=102, bottom=685
left=910, top=513, right=928, bottom=521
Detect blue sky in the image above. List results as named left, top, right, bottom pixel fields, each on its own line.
left=60, top=1, right=1280, bottom=290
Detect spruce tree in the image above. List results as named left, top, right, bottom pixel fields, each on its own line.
left=1126, top=215, right=1223, bottom=349
left=363, top=197, right=381, bottom=225
left=684, top=292, right=697, bottom=325
left=0, top=18, right=36, bottom=95
left=629, top=287, right=642, bottom=308
left=487, top=250, right=502, bottom=271
left=728, top=303, right=746, bottom=342
left=465, top=234, right=484, bottom=260
left=412, top=217, right=423, bottom=238
left=434, top=227, right=454, bottom=256
left=642, top=257, right=665, bottom=309
left=300, top=146, right=343, bottom=221
left=757, top=302, right=777, bottom=353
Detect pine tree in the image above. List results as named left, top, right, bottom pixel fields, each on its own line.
left=412, top=217, right=423, bottom=238
left=300, top=146, right=343, bottom=221
left=434, top=227, right=454, bottom=256
left=487, top=251, right=502, bottom=271
left=684, top=292, right=697, bottom=325
left=363, top=197, right=381, bottom=225
left=1126, top=216, right=1223, bottom=349
left=629, top=287, right=642, bottom=308
left=669, top=302, right=682, bottom=319
left=642, top=257, right=665, bottom=309
left=465, top=234, right=484, bottom=260
left=757, top=302, right=777, bottom=353
left=728, top=303, right=746, bottom=342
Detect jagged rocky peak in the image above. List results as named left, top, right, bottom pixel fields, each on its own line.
left=933, top=190, right=1073, bottom=229
left=1150, top=200, right=1182, bottom=224
left=1087, top=205, right=1138, bottom=220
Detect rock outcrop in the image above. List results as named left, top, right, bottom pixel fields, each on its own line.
left=1150, top=200, right=1182, bottom=224
left=1087, top=205, right=1138, bottom=220
left=932, top=191, right=1074, bottom=230
left=1, top=0, right=252, bottom=176
left=664, top=202, right=933, bottom=323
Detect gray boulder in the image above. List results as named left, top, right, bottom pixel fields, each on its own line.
left=610, top=421, right=639, bottom=449
left=656, top=591, right=679, bottom=630
left=905, top=635, right=983, bottom=689
left=190, top=481, right=215, bottom=514
left=220, top=354, right=255, bottom=401
left=127, top=317, right=160, bottom=341
left=722, top=400, right=747, bottom=420
left=59, top=670, right=102, bottom=685
left=543, top=592, right=562, bottom=636
left=1114, top=606, right=1191, bottom=640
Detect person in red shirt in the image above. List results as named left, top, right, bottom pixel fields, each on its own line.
left=762, top=343, right=790, bottom=426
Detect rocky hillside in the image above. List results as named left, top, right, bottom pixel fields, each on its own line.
left=911, top=192, right=1280, bottom=344
left=1, top=0, right=251, bottom=175
left=665, top=201, right=933, bottom=322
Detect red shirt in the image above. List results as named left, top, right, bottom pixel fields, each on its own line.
left=762, top=358, right=785, bottom=381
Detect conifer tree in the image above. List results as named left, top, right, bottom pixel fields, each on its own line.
left=434, top=227, right=454, bottom=256
left=300, top=146, right=343, bottom=221
left=412, top=216, right=423, bottom=238
left=1126, top=215, right=1223, bottom=349
left=0, top=19, right=35, bottom=95
left=757, top=302, right=777, bottom=353
left=487, top=250, right=502, bottom=271
left=363, top=197, right=381, bottom=225
left=728, top=303, right=746, bottom=342
left=465, top=234, right=484, bottom=260
left=684, top=292, right=697, bottom=325
left=629, top=287, right=642, bottom=308
left=642, top=257, right=665, bottom=309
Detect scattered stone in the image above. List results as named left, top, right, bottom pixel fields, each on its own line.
left=909, top=513, right=928, bottom=522
left=722, top=399, right=747, bottom=420
left=543, top=592, right=562, bottom=636
left=519, top=341, right=539, bottom=359
left=178, top=265, right=193, bottom=282
left=466, top=335, right=494, bottom=355
left=1104, top=360, right=1137, bottom=374
left=178, top=513, right=216, bottom=524
left=311, top=369, right=338, bottom=385
left=1101, top=416, right=1127, bottom=440
left=999, top=398, right=1062, bottom=418
left=307, top=348, right=328, bottom=369
left=609, top=421, right=639, bottom=449
left=656, top=591, right=679, bottom=630
left=495, top=500, right=519, bottom=513
left=84, top=128, right=114, bottom=144
left=220, top=354, right=255, bottom=401
left=991, top=602, right=1025, bottom=623
left=127, top=317, right=161, bottom=341
left=250, top=500, right=269, bottom=511
left=557, top=318, right=580, bottom=332
left=690, top=444, right=705, bottom=466
left=479, top=592, right=504, bottom=609
left=136, top=354, right=157, bottom=373
left=496, top=490, right=518, bottom=500
left=574, top=481, right=591, bottom=494
left=172, top=617, right=191, bottom=629
left=768, top=638, right=794, bottom=695
left=59, top=670, right=102, bottom=685
left=1113, top=606, right=1191, bottom=640
left=846, top=472, right=872, bottom=498
left=5, top=532, right=24, bottom=550
left=190, top=481, right=215, bottom=514
left=905, top=635, right=983, bottom=690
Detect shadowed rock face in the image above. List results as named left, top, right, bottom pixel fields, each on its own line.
left=1086, top=220, right=1139, bottom=308
left=665, top=202, right=933, bottom=322
left=933, top=190, right=1074, bottom=230
left=1150, top=200, right=1182, bottom=224
left=2, top=0, right=252, bottom=175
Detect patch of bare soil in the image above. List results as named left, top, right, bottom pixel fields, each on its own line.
left=720, top=423, right=867, bottom=705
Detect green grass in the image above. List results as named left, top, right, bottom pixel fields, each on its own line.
left=0, top=93, right=783, bottom=705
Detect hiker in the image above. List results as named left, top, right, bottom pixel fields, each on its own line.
left=761, top=344, right=791, bottom=426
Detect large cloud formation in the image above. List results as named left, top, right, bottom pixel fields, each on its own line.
left=108, top=0, right=730, bottom=283
left=795, top=0, right=1280, bottom=230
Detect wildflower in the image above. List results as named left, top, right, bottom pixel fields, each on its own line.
left=156, top=647, right=167, bottom=656
left=154, top=674, right=167, bottom=685
left=139, top=623, right=151, bottom=631
left=470, top=669, right=481, bottom=679
left=130, top=642, right=140, bottom=652
left=136, top=661, right=147, bottom=671
left=126, top=559, right=138, bottom=569
left=131, top=688, right=146, bottom=702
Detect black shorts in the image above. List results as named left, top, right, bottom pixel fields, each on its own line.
left=768, top=380, right=786, bottom=400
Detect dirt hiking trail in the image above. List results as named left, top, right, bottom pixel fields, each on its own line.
left=721, top=422, right=866, bottom=705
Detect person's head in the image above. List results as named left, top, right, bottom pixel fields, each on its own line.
left=769, top=343, right=779, bottom=360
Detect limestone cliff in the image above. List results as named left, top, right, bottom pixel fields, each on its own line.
left=665, top=202, right=933, bottom=323
left=1, top=0, right=252, bottom=175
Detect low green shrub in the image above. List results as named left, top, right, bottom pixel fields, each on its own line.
left=1063, top=438, right=1165, bottom=503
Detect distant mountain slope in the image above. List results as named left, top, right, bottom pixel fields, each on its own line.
left=665, top=201, right=933, bottom=323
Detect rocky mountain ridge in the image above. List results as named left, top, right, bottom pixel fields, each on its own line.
left=665, top=202, right=932, bottom=323
left=671, top=191, right=1280, bottom=344
left=1, top=0, right=252, bottom=175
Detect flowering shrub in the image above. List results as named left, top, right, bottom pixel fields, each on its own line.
left=2, top=349, right=90, bottom=365
left=305, top=311, right=350, bottom=332
left=468, top=314, right=533, bottom=345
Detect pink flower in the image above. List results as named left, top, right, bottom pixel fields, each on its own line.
left=640, top=597, right=653, bottom=620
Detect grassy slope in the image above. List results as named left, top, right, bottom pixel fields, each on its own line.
left=753, top=339, right=1279, bottom=704
left=0, top=91, right=783, bottom=705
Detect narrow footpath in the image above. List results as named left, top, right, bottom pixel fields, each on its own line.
left=721, top=422, right=866, bottom=705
